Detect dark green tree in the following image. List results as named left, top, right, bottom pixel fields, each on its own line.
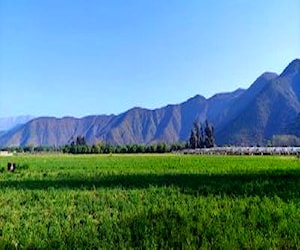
left=76, top=136, right=86, bottom=146
left=189, top=128, right=197, bottom=149
left=157, top=142, right=167, bottom=153
left=189, top=120, right=215, bottom=149
left=204, top=120, right=215, bottom=148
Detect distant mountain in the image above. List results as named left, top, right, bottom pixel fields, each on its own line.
left=0, top=115, right=34, bottom=131
left=0, top=59, right=299, bottom=147
left=216, top=59, right=300, bottom=145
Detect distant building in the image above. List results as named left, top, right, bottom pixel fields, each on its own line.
left=0, top=151, right=13, bottom=156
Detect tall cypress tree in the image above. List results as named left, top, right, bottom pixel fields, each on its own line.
left=189, top=129, right=197, bottom=149
left=189, top=120, right=215, bottom=149
left=204, top=120, right=215, bottom=148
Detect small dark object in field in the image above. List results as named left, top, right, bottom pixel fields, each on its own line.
left=7, top=162, right=16, bottom=172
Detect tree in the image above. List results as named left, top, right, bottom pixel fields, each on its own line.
left=189, top=128, right=197, bottom=149
left=66, top=136, right=89, bottom=154
left=204, top=120, right=215, bottom=148
left=188, top=120, right=215, bottom=149
left=194, top=121, right=201, bottom=148
left=103, top=144, right=114, bottom=154
left=189, top=121, right=203, bottom=149
left=136, top=144, right=145, bottom=153
left=157, top=142, right=167, bottom=153
left=76, top=136, right=86, bottom=146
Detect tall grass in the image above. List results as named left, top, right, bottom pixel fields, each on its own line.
left=0, top=155, right=299, bottom=248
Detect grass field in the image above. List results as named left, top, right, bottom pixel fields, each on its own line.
left=0, top=154, right=299, bottom=249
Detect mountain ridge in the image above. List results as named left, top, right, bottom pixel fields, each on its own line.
left=1, top=59, right=299, bottom=147
left=0, top=115, right=34, bottom=132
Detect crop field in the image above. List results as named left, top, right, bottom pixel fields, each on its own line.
left=0, top=154, right=299, bottom=249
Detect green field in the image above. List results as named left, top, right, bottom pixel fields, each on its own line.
left=0, top=154, right=299, bottom=249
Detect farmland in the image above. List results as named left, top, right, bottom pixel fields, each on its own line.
left=0, top=154, right=299, bottom=249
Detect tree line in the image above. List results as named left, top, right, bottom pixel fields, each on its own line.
left=61, top=137, right=187, bottom=154
left=2, top=140, right=188, bottom=154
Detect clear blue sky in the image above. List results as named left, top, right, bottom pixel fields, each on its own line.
left=0, top=0, right=299, bottom=118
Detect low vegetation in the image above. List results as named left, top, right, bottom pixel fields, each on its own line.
left=2, top=141, right=187, bottom=154
left=0, top=154, right=299, bottom=248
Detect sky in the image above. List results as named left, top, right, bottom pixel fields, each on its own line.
left=0, top=0, right=299, bottom=118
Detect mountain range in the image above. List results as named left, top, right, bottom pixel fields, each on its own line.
left=0, top=115, right=34, bottom=132
left=0, top=59, right=299, bottom=147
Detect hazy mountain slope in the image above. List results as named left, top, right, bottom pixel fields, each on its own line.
left=214, top=72, right=278, bottom=134
left=0, top=115, right=34, bottom=131
left=0, top=116, right=114, bottom=146
left=206, top=88, right=246, bottom=128
left=0, top=59, right=299, bottom=147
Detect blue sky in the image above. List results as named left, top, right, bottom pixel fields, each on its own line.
left=0, top=0, right=299, bottom=118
